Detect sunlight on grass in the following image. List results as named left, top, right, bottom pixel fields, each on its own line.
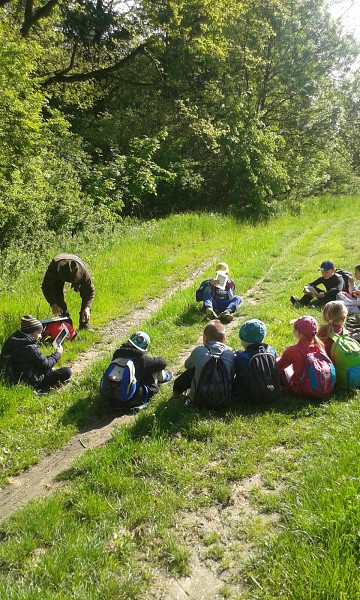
left=1, top=196, right=360, bottom=598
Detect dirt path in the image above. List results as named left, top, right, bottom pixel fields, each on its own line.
left=0, top=253, right=264, bottom=520
left=0, top=257, right=219, bottom=519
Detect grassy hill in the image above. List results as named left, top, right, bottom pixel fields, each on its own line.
left=0, top=196, right=359, bottom=598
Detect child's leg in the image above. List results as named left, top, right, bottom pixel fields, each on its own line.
left=203, top=293, right=219, bottom=318
left=173, top=368, right=195, bottom=395
left=37, top=367, right=72, bottom=391
left=226, top=295, right=242, bottom=313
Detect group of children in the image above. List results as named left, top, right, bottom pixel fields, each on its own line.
left=1, top=258, right=360, bottom=408
left=290, top=259, right=360, bottom=313
left=172, top=258, right=360, bottom=407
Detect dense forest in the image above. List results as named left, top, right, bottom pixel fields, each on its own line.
left=0, top=0, right=359, bottom=273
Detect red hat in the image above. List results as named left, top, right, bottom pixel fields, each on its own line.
left=290, top=315, right=318, bottom=337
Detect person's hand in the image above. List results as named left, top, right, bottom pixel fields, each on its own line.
left=353, top=290, right=360, bottom=298
left=81, top=307, right=91, bottom=322
left=209, top=279, right=218, bottom=286
left=317, top=292, right=325, bottom=298
left=51, top=304, right=63, bottom=316
left=55, top=345, right=63, bottom=355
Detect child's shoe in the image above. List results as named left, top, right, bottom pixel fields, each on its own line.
left=159, top=370, right=173, bottom=383
left=219, top=310, right=233, bottom=323
left=205, top=307, right=218, bottom=319
left=290, top=296, right=303, bottom=307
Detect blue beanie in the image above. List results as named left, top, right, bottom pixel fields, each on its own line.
left=239, top=319, right=266, bottom=344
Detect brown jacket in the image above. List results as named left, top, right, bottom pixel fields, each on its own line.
left=42, top=253, right=95, bottom=314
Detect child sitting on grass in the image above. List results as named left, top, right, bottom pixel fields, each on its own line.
left=337, top=264, right=360, bottom=314
left=318, top=301, right=350, bottom=357
left=318, top=302, right=360, bottom=389
left=233, top=319, right=279, bottom=403
left=196, top=261, right=242, bottom=323
left=103, top=331, right=173, bottom=411
left=290, top=260, right=344, bottom=308
left=173, top=320, right=235, bottom=407
left=277, top=316, right=336, bottom=399
left=0, top=315, right=71, bottom=394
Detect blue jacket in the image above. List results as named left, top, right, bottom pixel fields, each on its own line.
left=196, top=278, right=236, bottom=302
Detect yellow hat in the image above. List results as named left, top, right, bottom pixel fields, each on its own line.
left=216, top=262, right=229, bottom=273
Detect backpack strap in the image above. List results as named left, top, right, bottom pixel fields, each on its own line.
left=205, top=344, right=225, bottom=359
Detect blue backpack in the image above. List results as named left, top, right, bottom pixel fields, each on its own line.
left=100, top=357, right=138, bottom=401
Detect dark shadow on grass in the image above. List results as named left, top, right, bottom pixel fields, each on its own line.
left=58, top=389, right=128, bottom=433
left=174, top=304, right=206, bottom=326
left=128, top=387, right=358, bottom=442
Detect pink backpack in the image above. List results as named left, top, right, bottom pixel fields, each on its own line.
left=297, top=344, right=336, bottom=399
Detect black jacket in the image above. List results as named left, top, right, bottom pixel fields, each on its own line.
left=308, top=273, right=344, bottom=301
left=112, top=343, right=167, bottom=397
left=0, top=330, right=60, bottom=386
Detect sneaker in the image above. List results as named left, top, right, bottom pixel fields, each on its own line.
left=33, top=389, right=47, bottom=396
left=184, top=398, right=193, bottom=409
left=159, top=370, right=173, bottom=384
left=290, top=296, right=303, bottom=307
left=79, top=322, right=94, bottom=332
left=132, top=404, right=148, bottom=413
left=219, top=310, right=233, bottom=323
left=205, top=307, right=218, bottom=319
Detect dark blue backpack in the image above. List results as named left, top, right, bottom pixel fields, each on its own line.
left=196, top=280, right=211, bottom=302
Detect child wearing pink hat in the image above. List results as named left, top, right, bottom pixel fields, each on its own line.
left=277, top=315, right=335, bottom=398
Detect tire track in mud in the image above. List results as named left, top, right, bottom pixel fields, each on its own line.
left=0, top=268, right=277, bottom=519
left=0, top=257, right=219, bottom=519
left=0, top=220, right=340, bottom=521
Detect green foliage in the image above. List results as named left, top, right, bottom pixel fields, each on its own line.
left=0, top=0, right=359, bottom=254
left=0, top=199, right=360, bottom=597
left=86, top=133, right=175, bottom=217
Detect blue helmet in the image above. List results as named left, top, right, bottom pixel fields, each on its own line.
left=128, top=331, right=150, bottom=351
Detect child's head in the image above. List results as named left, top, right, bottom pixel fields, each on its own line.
left=354, top=264, right=360, bottom=281
left=239, top=319, right=266, bottom=349
left=128, top=331, right=151, bottom=352
left=319, top=259, right=336, bottom=279
left=322, top=300, right=348, bottom=325
left=203, top=320, right=226, bottom=343
left=216, top=261, right=229, bottom=274
left=21, top=315, right=43, bottom=341
left=291, top=315, right=318, bottom=341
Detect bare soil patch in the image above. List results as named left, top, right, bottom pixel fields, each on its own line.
left=0, top=258, right=217, bottom=517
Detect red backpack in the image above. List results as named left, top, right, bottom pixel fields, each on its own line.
left=41, top=319, right=77, bottom=344
left=297, top=344, right=336, bottom=399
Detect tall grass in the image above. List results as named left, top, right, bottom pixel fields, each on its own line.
left=0, top=196, right=359, bottom=599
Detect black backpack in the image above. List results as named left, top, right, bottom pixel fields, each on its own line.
left=194, top=347, right=232, bottom=410
left=248, top=346, right=281, bottom=403
left=0, top=349, right=20, bottom=385
left=336, top=269, right=352, bottom=294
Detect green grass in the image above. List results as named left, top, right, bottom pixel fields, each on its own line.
left=0, top=196, right=360, bottom=599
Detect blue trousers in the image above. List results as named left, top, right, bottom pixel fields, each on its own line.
left=203, top=291, right=242, bottom=314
